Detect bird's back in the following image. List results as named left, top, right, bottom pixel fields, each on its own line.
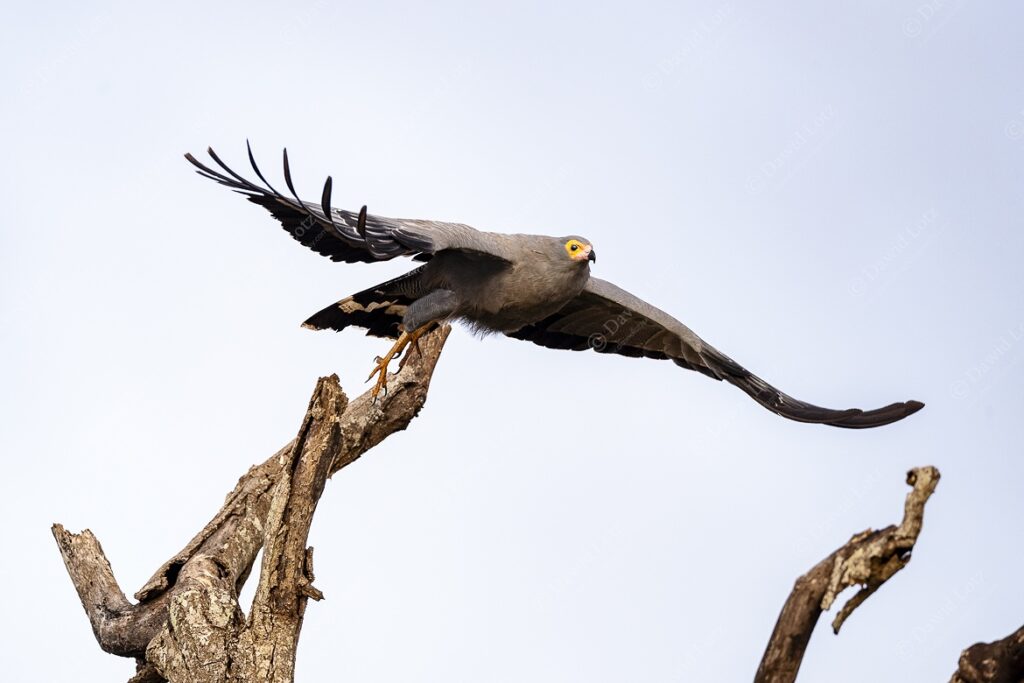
left=423, top=236, right=591, bottom=333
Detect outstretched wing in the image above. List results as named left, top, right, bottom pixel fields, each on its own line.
left=508, top=277, right=923, bottom=428
left=185, top=144, right=511, bottom=264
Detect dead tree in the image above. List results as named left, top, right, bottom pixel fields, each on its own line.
left=951, top=625, right=1024, bottom=683
left=53, top=325, right=1022, bottom=682
left=756, top=466, right=941, bottom=683
left=53, top=326, right=451, bottom=683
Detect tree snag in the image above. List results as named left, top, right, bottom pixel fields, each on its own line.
left=951, top=623, right=1024, bottom=683
left=53, top=325, right=451, bottom=683
left=53, top=333, right=1023, bottom=683
left=755, top=466, right=941, bottom=683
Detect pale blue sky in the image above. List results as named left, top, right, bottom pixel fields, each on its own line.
left=2, top=2, right=1023, bottom=681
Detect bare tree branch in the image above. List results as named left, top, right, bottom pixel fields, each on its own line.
left=56, top=334, right=987, bottom=683
left=754, top=466, right=941, bottom=683
left=53, top=326, right=451, bottom=682
left=53, top=525, right=172, bottom=656
left=951, top=624, right=1024, bottom=683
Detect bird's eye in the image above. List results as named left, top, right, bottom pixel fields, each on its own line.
left=564, top=239, right=587, bottom=258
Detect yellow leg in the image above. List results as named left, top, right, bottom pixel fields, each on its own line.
left=396, top=324, right=432, bottom=371
left=366, top=324, right=432, bottom=400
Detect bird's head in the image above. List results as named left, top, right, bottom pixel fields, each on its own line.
left=562, top=236, right=596, bottom=264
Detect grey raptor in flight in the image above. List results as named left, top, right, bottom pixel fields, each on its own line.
left=185, top=145, right=923, bottom=428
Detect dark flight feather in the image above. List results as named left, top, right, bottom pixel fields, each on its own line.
left=510, top=278, right=923, bottom=428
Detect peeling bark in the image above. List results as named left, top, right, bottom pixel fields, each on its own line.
left=754, top=466, right=941, bottom=683
left=54, top=326, right=450, bottom=682
left=56, top=333, right=1022, bottom=683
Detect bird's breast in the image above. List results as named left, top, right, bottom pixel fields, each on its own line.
left=462, top=260, right=590, bottom=332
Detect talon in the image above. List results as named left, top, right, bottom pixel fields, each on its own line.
left=366, top=325, right=433, bottom=399
left=366, top=330, right=410, bottom=399
left=368, top=355, right=392, bottom=398
left=397, top=350, right=415, bottom=371
left=370, top=372, right=389, bottom=400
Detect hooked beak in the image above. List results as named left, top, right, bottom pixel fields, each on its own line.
left=587, top=248, right=597, bottom=263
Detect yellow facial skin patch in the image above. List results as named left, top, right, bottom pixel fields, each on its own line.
left=564, top=239, right=588, bottom=260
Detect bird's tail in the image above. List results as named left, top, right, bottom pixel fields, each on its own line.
left=695, top=347, right=925, bottom=429
left=302, top=267, right=426, bottom=339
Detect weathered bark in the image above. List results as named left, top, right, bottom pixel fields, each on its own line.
left=54, top=325, right=451, bottom=682
left=951, top=624, right=1024, bottom=683
left=57, top=334, right=1018, bottom=683
left=755, top=466, right=941, bottom=683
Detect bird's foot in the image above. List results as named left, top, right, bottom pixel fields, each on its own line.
left=367, top=324, right=434, bottom=401
left=396, top=324, right=432, bottom=372
left=367, top=330, right=412, bottom=401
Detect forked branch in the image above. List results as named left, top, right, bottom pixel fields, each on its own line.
left=53, top=326, right=451, bottom=682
